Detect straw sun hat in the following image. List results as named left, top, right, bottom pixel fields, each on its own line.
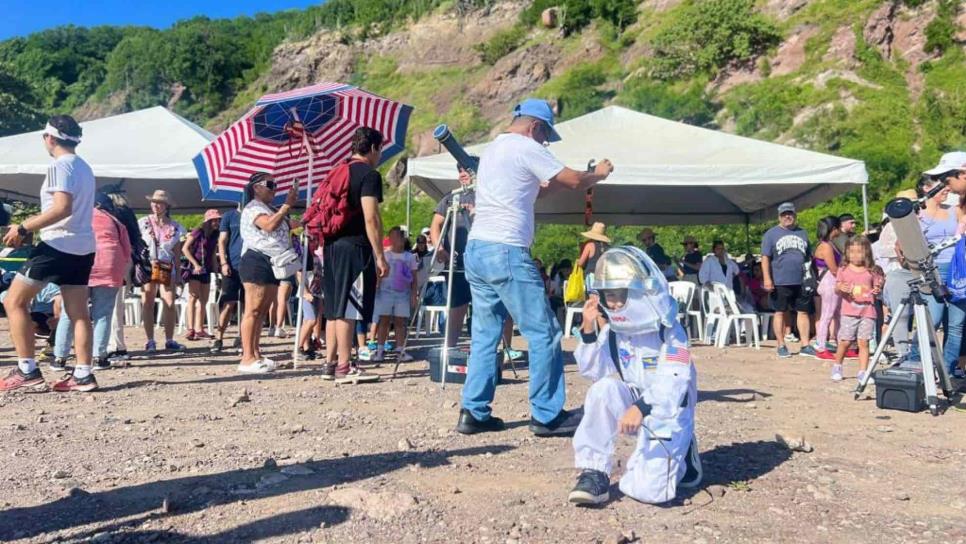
left=581, top=222, right=611, bottom=244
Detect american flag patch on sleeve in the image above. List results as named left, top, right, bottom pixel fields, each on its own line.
left=664, top=344, right=691, bottom=364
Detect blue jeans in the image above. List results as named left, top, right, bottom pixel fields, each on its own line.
left=55, top=286, right=119, bottom=359
left=461, top=240, right=565, bottom=424
left=926, top=262, right=966, bottom=373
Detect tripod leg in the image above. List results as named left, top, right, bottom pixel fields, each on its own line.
left=855, top=301, right=905, bottom=399
left=922, top=305, right=954, bottom=398
left=395, top=207, right=454, bottom=381
left=913, top=303, right=942, bottom=415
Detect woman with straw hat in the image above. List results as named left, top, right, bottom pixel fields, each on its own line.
left=138, top=189, right=187, bottom=353
left=577, top=222, right=611, bottom=286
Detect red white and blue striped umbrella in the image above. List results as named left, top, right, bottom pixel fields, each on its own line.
left=193, top=82, right=412, bottom=205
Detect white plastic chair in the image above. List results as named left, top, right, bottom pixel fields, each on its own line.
left=712, top=282, right=761, bottom=349
left=415, top=276, right=449, bottom=338
left=563, top=304, right=584, bottom=338
left=205, top=274, right=222, bottom=334
left=669, top=281, right=702, bottom=341
left=701, top=287, right=727, bottom=345
left=123, top=287, right=143, bottom=327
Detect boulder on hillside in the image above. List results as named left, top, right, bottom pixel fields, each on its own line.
left=764, top=0, right=811, bottom=19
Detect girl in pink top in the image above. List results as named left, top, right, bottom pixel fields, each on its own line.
left=831, top=236, right=884, bottom=382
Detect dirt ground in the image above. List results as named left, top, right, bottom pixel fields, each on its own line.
left=2, top=324, right=966, bottom=544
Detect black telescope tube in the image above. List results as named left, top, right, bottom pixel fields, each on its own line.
left=433, top=124, right=479, bottom=175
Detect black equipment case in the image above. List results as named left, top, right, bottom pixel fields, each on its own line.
left=428, top=346, right=502, bottom=385
left=873, top=367, right=925, bottom=412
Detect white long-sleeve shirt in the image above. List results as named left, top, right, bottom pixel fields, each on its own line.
left=698, top=254, right=740, bottom=287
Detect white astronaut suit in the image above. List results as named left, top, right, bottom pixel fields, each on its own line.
left=572, top=246, right=701, bottom=504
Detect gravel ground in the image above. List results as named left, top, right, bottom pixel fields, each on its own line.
left=2, top=325, right=966, bottom=544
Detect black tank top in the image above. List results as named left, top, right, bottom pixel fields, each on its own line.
left=585, top=241, right=608, bottom=274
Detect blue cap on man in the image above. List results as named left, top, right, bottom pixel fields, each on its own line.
left=512, top=99, right=562, bottom=143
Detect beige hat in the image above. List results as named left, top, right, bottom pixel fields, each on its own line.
left=580, top=222, right=611, bottom=243
left=146, top=189, right=174, bottom=206
left=638, top=227, right=656, bottom=241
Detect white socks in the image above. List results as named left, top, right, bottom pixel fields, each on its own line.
left=73, top=365, right=92, bottom=379
left=18, top=358, right=37, bottom=374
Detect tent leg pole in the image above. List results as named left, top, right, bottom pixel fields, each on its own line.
left=406, top=177, right=412, bottom=238
left=862, top=184, right=869, bottom=232
left=745, top=219, right=751, bottom=254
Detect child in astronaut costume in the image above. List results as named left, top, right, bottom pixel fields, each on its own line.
left=569, top=246, right=701, bottom=506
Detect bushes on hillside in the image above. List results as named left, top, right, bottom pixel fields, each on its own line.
left=650, top=0, right=782, bottom=80
left=520, top=0, right=638, bottom=34
left=618, top=77, right=717, bottom=126
left=474, top=25, right=528, bottom=65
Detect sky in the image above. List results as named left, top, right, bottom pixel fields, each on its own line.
left=2, top=0, right=323, bottom=40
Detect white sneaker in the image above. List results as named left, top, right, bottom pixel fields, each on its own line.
left=238, top=360, right=274, bottom=374
left=273, top=327, right=288, bottom=339
left=358, top=348, right=372, bottom=361
left=857, top=370, right=873, bottom=384
left=831, top=365, right=843, bottom=382
left=396, top=350, right=414, bottom=362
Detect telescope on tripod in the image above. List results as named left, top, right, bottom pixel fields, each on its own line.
left=855, top=191, right=956, bottom=415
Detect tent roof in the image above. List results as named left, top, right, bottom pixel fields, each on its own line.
left=0, top=106, right=223, bottom=213
left=408, top=106, right=868, bottom=226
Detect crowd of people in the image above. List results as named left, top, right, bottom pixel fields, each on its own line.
left=2, top=104, right=964, bottom=508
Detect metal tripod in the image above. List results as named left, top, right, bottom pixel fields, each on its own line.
left=392, top=184, right=518, bottom=385
left=854, top=276, right=953, bottom=416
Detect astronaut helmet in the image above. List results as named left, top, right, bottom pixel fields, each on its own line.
left=589, top=246, right=677, bottom=335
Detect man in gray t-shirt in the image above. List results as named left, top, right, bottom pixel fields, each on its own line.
left=760, top=202, right=814, bottom=359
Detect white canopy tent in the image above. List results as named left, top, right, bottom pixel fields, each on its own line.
left=408, top=105, right=869, bottom=228
left=0, top=106, right=224, bottom=213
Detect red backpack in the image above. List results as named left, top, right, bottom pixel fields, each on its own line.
left=303, top=158, right=366, bottom=244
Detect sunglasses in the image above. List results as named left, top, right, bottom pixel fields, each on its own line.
left=256, top=179, right=277, bottom=190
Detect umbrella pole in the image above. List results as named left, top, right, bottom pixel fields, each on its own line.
left=406, top=176, right=412, bottom=237
left=293, top=139, right=314, bottom=369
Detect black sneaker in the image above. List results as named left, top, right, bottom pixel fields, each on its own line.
left=679, top=437, right=703, bottom=488
left=299, top=348, right=317, bottom=360
left=529, top=407, right=583, bottom=437
left=49, top=357, right=68, bottom=372
left=455, top=409, right=506, bottom=435
left=107, top=350, right=130, bottom=361
left=320, top=363, right=336, bottom=381
left=210, top=339, right=223, bottom=354
left=568, top=469, right=610, bottom=506
left=93, top=358, right=112, bottom=371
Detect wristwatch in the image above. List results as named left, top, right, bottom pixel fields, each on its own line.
left=17, top=224, right=28, bottom=237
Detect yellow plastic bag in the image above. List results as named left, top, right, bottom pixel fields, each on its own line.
left=564, top=265, right=586, bottom=304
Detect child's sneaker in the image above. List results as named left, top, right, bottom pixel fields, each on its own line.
left=568, top=469, right=610, bottom=506
left=816, top=350, right=837, bottom=361
left=831, top=365, right=843, bottom=381
left=366, top=341, right=378, bottom=351
left=144, top=340, right=157, bottom=353
left=358, top=347, right=372, bottom=361
left=165, top=339, right=185, bottom=352
left=273, top=327, right=288, bottom=339
left=845, top=347, right=859, bottom=359
left=505, top=349, right=524, bottom=361
left=93, top=357, right=112, bottom=371
left=784, top=333, right=800, bottom=343
left=776, top=346, right=791, bottom=358
left=396, top=350, right=414, bottom=362
left=857, top=370, right=874, bottom=384
left=371, top=349, right=385, bottom=363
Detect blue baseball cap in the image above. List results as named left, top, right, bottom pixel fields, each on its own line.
left=512, top=99, right=561, bottom=143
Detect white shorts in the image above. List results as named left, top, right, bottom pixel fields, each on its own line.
left=374, top=289, right=410, bottom=319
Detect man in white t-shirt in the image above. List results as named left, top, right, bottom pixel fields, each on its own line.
left=456, top=99, right=614, bottom=436
left=1, top=115, right=99, bottom=393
